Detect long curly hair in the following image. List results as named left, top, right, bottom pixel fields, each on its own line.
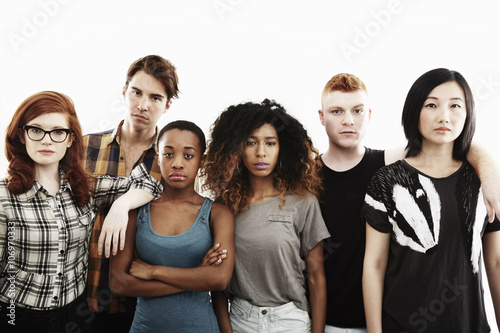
left=5, top=91, right=94, bottom=206
left=201, top=99, right=322, bottom=215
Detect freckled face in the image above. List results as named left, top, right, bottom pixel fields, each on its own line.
left=319, top=90, right=371, bottom=150
left=23, top=112, right=73, bottom=169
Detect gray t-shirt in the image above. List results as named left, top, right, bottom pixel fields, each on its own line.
left=226, top=193, right=330, bottom=312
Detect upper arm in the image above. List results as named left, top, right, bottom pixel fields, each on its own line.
left=384, top=146, right=407, bottom=166
left=210, top=203, right=235, bottom=277
left=306, top=241, right=325, bottom=277
left=364, top=223, right=391, bottom=269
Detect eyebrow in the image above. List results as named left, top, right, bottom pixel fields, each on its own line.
left=328, top=104, right=365, bottom=110
left=426, top=96, right=464, bottom=102
left=247, top=135, right=278, bottom=140
left=26, top=124, right=68, bottom=130
left=163, top=145, right=197, bottom=151
left=131, top=86, right=166, bottom=99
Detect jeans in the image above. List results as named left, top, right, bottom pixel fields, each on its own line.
left=0, top=292, right=93, bottom=333
left=229, top=297, right=311, bottom=333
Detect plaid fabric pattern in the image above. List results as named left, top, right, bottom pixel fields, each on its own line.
left=82, top=121, right=162, bottom=313
left=0, top=164, right=161, bottom=310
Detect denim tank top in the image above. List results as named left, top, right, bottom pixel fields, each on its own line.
left=130, top=197, right=220, bottom=333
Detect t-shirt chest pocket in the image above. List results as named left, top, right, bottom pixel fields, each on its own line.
left=266, top=213, right=294, bottom=235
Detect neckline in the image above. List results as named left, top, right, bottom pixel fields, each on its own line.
left=147, top=197, right=210, bottom=237
left=400, top=159, right=466, bottom=180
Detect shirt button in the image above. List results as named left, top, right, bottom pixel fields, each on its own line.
left=53, top=296, right=58, bottom=300
left=58, top=272, right=63, bottom=277
left=60, top=250, right=65, bottom=255
left=262, top=310, right=267, bottom=315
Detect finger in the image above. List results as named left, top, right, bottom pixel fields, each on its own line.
left=486, top=201, right=494, bottom=223
left=97, top=231, right=106, bottom=256
left=112, top=232, right=119, bottom=256
left=105, top=233, right=112, bottom=258
left=119, top=229, right=126, bottom=251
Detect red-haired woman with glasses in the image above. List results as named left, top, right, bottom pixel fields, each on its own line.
left=0, top=91, right=162, bottom=332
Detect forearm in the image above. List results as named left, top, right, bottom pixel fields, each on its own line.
left=151, top=265, right=230, bottom=292
left=212, top=291, right=232, bottom=333
left=113, top=189, right=155, bottom=211
left=362, top=266, right=385, bottom=333
left=308, top=270, right=327, bottom=333
left=109, top=266, right=183, bottom=297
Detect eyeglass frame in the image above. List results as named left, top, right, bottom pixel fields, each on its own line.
left=21, top=125, right=72, bottom=143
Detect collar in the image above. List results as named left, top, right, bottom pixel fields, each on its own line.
left=107, top=120, right=159, bottom=152
left=23, top=169, right=72, bottom=202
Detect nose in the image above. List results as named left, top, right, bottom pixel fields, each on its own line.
left=342, top=112, right=354, bottom=125
left=437, top=107, right=451, bottom=123
left=40, top=132, right=52, bottom=145
left=171, top=155, right=183, bottom=169
left=256, top=143, right=266, bottom=157
left=137, top=96, right=149, bottom=112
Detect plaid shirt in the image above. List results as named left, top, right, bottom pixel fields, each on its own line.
left=82, top=121, right=162, bottom=313
left=0, top=164, right=161, bottom=310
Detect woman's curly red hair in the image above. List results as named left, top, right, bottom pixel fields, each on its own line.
left=5, top=91, right=93, bottom=206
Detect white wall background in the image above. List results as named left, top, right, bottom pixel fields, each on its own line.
left=1, top=0, right=499, bottom=329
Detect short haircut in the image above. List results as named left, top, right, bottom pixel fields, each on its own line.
left=157, top=120, right=206, bottom=155
left=321, top=73, right=368, bottom=107
left=125, top=55, right=179, bottom=101
left=402, top=68, right=475, bottom=161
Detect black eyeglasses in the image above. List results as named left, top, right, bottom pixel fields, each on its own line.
left=22, top=125, right=72, bottom=143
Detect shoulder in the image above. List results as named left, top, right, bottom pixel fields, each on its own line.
left=211, top=201, right=234, bottom=221
left=284, top=192, right=320, bottom=208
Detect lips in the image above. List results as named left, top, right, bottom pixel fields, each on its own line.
left=38, top=150, right=55, bottom=155
left=133, top=114, right=147, bottom=121
left=169, top=172, right=187, bottom=181
left=434, top=127, right=451, bottom=134
left=254, top=162, right=269, bottom=170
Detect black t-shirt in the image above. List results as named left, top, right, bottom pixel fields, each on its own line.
left=362, top=160, right=500, bottom=333
left=320, top=147, right=385, bottom=328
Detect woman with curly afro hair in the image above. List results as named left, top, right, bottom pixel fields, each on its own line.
left=203, top=99, right=330, bottom=333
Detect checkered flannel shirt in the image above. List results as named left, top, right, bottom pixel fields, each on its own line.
left=83, top=121, right=162, bottom=313
left=0, top=164, right=161, bottom=310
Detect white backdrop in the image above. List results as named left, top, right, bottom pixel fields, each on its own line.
left=1, top=0, right=499, bottom=329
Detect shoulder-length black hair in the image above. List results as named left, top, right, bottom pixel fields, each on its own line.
left=402, top=68, right=475, bottom=161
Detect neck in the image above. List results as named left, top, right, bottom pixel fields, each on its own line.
left=248, top=174, right=279, bottom=203
left=120, top=121, right=156, bottom=147
left=322, top=144, right=366, bottom=172
left=406, top=142, right=461, bottom=177
left=35, top=163, right=61, bottom=194
left=159, top=185, right=200, bottom=203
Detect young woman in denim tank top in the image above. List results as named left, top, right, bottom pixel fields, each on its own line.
left=110, top=120, right=234, bottom=332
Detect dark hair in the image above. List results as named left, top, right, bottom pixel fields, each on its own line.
left=157, top=120, right=206, bottom=155
left=5, top=91, right=93, bottom=205
left=202, top=99, right=322, bottom=214
left=125, top=55, right=179, bottom=101
left=402, top=68, right=475, bottom=160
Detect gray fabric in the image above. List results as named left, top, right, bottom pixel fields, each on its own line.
left=227, top=193, right=330, bottom=312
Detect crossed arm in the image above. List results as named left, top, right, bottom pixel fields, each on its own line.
left=109, top=202, right=234, bottom=297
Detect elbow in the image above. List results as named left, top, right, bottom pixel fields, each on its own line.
left=109, top=269, right=130, bottom=296
left=209, top=273, right=232, bottom=291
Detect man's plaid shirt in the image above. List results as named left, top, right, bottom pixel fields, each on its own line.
left=0, top=164, right=161, bottom=310
left=83, top=121, right=162, bottom=313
